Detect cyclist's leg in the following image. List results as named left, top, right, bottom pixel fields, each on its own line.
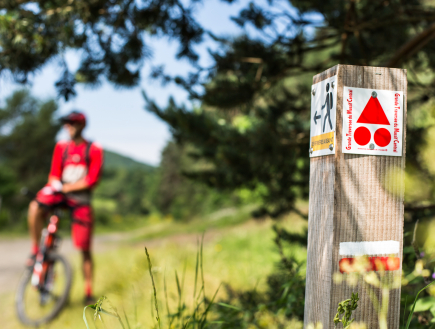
left=28, top=188, right=64, bottom=257
left=28, top=201, right=46, bottom=250
left=82, top=250, right=94, bottom=303
left=70, top=204, right=94, bottom=300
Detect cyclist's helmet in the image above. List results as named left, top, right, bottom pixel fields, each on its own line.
left=59, top=110, right=86, bottom=125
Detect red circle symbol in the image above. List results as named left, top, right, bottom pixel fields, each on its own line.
left=374, top=128, right=391, bottom=147
left=354, top=127, right=371, bottom=146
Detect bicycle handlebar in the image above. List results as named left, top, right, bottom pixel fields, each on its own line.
left=21, top=187, right=64, bottom=200
left=20, top=187, right=90, bottom=227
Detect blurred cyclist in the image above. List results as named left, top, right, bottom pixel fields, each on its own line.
left=27, top=110, right=103, bottom=304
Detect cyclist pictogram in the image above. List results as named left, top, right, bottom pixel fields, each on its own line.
left=354, top=91, right=391, bottom=147
left=342, top=87, right=403, bottom=156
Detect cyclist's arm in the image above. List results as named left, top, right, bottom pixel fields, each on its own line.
left=62, top=180, right=90, bottom=193
left=48, top=176, right=61, bottom=184
left=48, top=142, right=65, bottom=183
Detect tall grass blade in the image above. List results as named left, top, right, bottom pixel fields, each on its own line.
left=151, top=293, right=155, bottom=320
left=123, top=309, right=131, bottom=329
left=193, top=240, right=200, bottom=327
left=182, top=316, right=192, bottom=329
left=175, top=262, right=187, bottom=316
left=217, top=302, right=241, bottom=311
left=83, top=296, right=125, bottom=329
left=179, top=261, right=187, bottom=326
left=199, top=284, right=221, bottom=328
left=164, top=271, right=174, bottom=328
left=83, top=304, right=125, bottom=329
left=175, top=270, right=182, bottom=300
left=402, top=295, right=407, bottom=326
left=145, top=247, right=161, bottom=328
left=405, top=280, right=435, bottom=329
left=181, top=261, right=186, bottom=296
left=200, top=233, right=206, bottom=314
left=133, top=286, right=138, bottom=327
left=193, top=239, right=200, bottom=300
left=175, top=269, right=183, bottom=328
left=188, top=296, right=203, bottom=328
left=83, top=306, right=93, bottom=329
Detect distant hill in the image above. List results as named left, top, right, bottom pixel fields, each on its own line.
left=104, top=149, right=156, bottom=171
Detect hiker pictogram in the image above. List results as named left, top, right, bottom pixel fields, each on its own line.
left=310, top=77, right=336, bottom=157
left=313, top=111, right=321, bottom=125
left=321, top=83, right=333, bottom=132
left=354, top=91, right=391, bottom=147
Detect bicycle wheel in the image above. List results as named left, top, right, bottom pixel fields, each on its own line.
left=15, top=253, right=72, bottom=327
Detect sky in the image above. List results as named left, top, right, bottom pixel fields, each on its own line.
left=0, top=0, right=288, bottom=166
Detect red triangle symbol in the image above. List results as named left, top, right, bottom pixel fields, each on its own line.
left=357, top=96, right=390, bottom=125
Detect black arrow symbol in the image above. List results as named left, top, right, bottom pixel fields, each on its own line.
left=314, top=111, right=321, bottom=125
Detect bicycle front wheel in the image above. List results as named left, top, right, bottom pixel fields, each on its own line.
left=15, top=253, right=72, bottom=326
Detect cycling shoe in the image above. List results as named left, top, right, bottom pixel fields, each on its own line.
left=84, top=295, right=96, bottom=306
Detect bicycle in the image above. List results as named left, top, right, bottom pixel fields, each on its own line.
left=15, top=188, right=73, bottom=327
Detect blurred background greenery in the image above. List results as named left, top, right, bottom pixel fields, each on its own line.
left=0, top=90, right=256, bottom=232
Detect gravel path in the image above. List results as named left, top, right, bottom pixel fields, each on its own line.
left=0, top=226, right=224, bottom=296
left=0, top=234, right=114, bottom=295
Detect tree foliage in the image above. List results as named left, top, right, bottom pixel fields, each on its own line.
left=0, top=89, right=60, bottom=192
left=0, top=0, right=203, bottom=100
left=147, top=0, right=435, bottom=217
left=0, top=90, right=61, bottom=227
left=154, top=141, right=243, bottom=220
left=4, top=1, right=435, bottom=217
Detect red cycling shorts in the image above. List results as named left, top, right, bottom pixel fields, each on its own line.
left=35, top=186, right=93, bottom=251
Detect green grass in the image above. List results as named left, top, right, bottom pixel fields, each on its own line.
left=0, top=204, right=256, bottom=239
left=0, top=208, right=307, bottom=329
left=128, top=204, right=258, bottom=242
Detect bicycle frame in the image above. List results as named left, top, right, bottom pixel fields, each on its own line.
left=31, top=211, right=61, bottom=290
left=16, top=189, right=73, bottom=325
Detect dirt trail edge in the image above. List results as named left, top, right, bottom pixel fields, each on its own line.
left=0, top=224, right=229, bottom=296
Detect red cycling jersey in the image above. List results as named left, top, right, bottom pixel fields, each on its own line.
left=35, top=139, right=103, bottom=251
left=49, top=140, right=103, bottom=187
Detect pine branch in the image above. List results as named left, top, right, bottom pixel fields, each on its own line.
left=386, top=21, right=435, bottom=67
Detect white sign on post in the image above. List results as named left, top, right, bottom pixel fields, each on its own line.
left=309, top=76, right=337, bottom=157
left=342, top=87, right=404, bottom=156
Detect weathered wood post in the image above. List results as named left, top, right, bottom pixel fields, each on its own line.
left=304, top=65, right=407, bottom=328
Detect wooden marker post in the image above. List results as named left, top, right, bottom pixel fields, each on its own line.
left=304, top=65, right=407, bottom=328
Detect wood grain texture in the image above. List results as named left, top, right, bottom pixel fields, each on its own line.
left=304, top=66, right=338, bottom=328
left=304, top=65, right=407, bottom=329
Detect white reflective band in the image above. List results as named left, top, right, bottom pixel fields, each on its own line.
left=339, top=241, right=400, bottom=256
left=31, top=274, right=40, bottom=286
